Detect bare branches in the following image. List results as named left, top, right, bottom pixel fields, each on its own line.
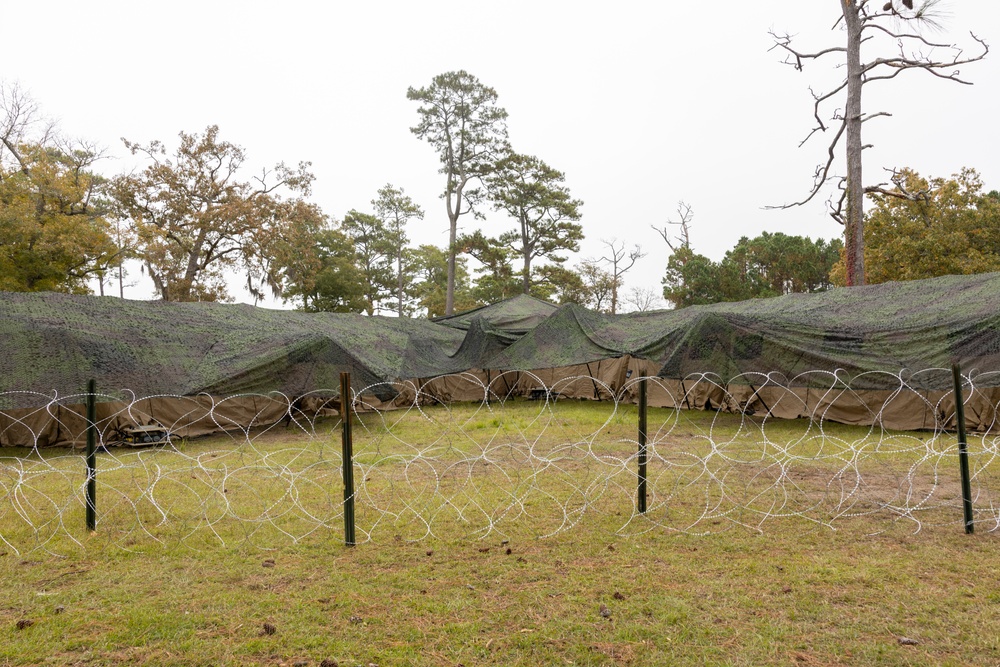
left=651, top=201, right=693, bottom=252
left=768, top=30, right=846, bottom=72
left=770, top=3, right=988, bottom=285
left=1, top=82, right=50, bottom=175
left=599, top=238, right=646, bottom=315
left=864, top=167, right=934, bottom=201
left=765, top=118, right=846, bottom=211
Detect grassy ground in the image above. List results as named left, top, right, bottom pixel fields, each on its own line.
left=1, top=401, right=998, bottom=666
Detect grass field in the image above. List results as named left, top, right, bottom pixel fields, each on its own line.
left=2, top=401, right=998, bottom=666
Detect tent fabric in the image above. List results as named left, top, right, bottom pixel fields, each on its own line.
left=619, top=357, right=1000, bottom=432
left=0, top=395, right=298, bottom=448
left=489, top=273, right=1000, bottom=391
left=0, top=292, right=467, bottom=408
left=432, top=294, right=559, bottom=335
left=3, top=272, right=1000, bottom=444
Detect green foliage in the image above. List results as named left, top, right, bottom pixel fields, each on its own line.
left=531, top=264, right=586, bottom=305
left=111, top=125, right=319, bottom=302
left=858, top=167, right=1000, bottom=285
left=407, top=71, right=509, bottom=202
left=0, top=143, right=116, bottom=293
left=569, top=260, right=616, bottom=311
left=408, top=71, right=509, bottom=315
left=460, top=228, right=582, bottom=306
left=485, top=152, right=584, bottom=294
left=725, top=232, right=843, bottom=296
left=372, top=184, right=423, bottom=316
left=662, top=247, right=725, bottom=308
left=459, top=230, right=521, bottom=304
left=410, top=244, right=477, bottom=318
left=283, top=227, right=367, bottom=313
left=663, top=233, right=842, bottom=308
left=341, top=209, right=397, bottom=315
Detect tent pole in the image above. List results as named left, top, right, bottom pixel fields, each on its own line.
left=679, top=377, right=693, bottom=411
left=746, top=380, right=772, bottom=418
left=951, top=364, right=975, bottom=534
left=637, top=378, right=648, bottom=514
left=85, top=379, right=97, bottom=532
left=585, top=362, right=601, bottom=400
left=340, top=372, right=357, bottom=546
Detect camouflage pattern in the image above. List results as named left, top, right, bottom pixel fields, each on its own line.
left=0, top=293, right=466, bottom=407
left=491, top=273, right=1000, bottom=390
left=3, top=272, right=999, bottom=409
left=432, top=294, right=558, bottom=334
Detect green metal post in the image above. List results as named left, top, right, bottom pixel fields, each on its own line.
left=638, top=378, right=648, bottom=514
left=85, top=378, right=97, bottom=532
left=340, top=372, right=356, bottom=546
left=951, top=364, right=974, bottom=534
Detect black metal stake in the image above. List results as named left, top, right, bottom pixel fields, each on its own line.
left=638, top=378, right=648, bottom=514
left=951, top=364, right=974, bottom=534
left=85, top=378, right=97, bottom=532
left=340, top=372, right=357, bottom=546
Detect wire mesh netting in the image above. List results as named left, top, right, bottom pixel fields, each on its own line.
left=1, top=370, right=998, bottom=556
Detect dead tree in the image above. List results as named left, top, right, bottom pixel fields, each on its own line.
left=651, top=201, right=694, bottom=253
left=599, top=238, right=646, bottom=315
left=770, top=0, right=988, bottom=286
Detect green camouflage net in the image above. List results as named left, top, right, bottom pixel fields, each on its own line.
left=0, top=293, right=468, bottom=407
left=432, top=293, right=558, bottom=334
left=491, top=273, right=1000, bottom=390
left=3, top=272, right=999, bottom=409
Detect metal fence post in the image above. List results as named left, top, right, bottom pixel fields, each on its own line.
left=85, top=378, right=97, bottom=532
left=951, top=364, right=975, bottom=534
left=638, top=377, right=648, bottom=514
left=340, top=372, right=357, bottom=546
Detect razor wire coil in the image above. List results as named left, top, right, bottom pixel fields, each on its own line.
left=1, top=369, right=998, bottom=556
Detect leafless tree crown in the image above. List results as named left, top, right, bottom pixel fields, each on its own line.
left=651, top=201, right=694, bottom=252
left=768, top=1, right=988, bottom=224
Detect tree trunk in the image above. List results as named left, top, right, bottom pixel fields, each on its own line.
left=444, top=173, right=460, bottom=316
left=521, top=216, right=531, bottom=294
left=397, top=252, right=404, bottom=317
left=842, top=1, right=865, bottom=286
left=446, top=218, right=456, bottom=315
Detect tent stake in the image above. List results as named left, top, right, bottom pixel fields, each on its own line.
left=638, top=378, right=648, bottom=514
left=951, top=364, right=975, bottom=534
left=85, top=379, right=97, bottom=532
left=340, top=372, right=357, bottom=546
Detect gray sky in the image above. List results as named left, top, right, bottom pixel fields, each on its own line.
left=4, top=1, right=998, bottom=309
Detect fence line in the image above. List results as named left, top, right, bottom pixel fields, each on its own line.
left=1, top=369, right=999, bottom=556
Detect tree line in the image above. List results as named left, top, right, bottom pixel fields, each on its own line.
left=3, top=59, right=998, bottom=317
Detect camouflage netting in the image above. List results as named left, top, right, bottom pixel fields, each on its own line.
left=2, top=272, right=999, bottom=412
left=432, top=294, right=558, bottom=334
left=491, top=272, right=1000, bottom=390
left=0, top=293, right=467, bottom=408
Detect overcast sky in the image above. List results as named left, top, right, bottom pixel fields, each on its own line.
left=4, top=1, right=998, bottom=309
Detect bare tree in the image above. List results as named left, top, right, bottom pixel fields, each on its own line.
left=651, top=201, right=694, bottom=252
left=1, top=82, right=56, bottom=175
left=599, top=238, right=646, bottom=315
left=622, top=286, right=665, bottom=313
left=770, top=0, right=988, bottom=286
left=652, top=202, right=698, bottom=308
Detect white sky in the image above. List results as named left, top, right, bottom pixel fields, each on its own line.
left=4, top=1, right=998, bottom=309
